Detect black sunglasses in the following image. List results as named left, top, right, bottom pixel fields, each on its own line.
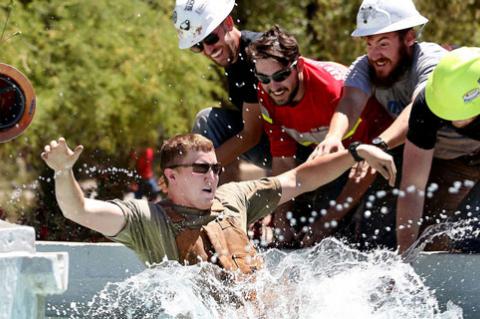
left=167, top=163, right=223, bottom=175
left=255, top=60, right=298, bottom=84
left=190, top=32, right=220, bottom=53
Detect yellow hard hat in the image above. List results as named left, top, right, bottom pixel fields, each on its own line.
left=0, top=64, right=36, bottom=143
left=426, top=47, right=480, bottom=121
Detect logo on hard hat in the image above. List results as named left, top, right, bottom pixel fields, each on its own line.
left=195, top=2, right=207, bottom=14
left=194, top=26, right=203, bottom=38
left=180, top=20, right=191, bottom=31
left=464, top=88, right=480, bottom=103
left=360, top=5, right=376, bottom=24
left=184, top=0, right=195, bottom=11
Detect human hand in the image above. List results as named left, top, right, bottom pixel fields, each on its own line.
left=356, top=144, right=396, bottom=187
left=308, top=135, right=344, bottom=161
left=41, top=137, right=83, bottom=173
left=349, top=160, right=375, bottom=183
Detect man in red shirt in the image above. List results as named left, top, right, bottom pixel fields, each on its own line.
left=247, top=26, right=393, bottom=246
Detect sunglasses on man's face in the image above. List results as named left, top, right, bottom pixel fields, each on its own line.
left=255, top=60, right=298, bottom=84
left=167, top=163, right=223, bottom=175
left=190, top=32, right=220, bottom=53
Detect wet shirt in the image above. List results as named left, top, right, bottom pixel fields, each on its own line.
left=108, top=178, right=282, bottom=265
left=407, top=89, right=480, bottom=159
left=345, top=42, right=446, bottom=117
left=259, top=58, right=392, bottom=157
left=225, top=31, right=262, bottom=110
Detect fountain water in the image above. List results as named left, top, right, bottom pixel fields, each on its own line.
left=37, top=236, right=480, bottom=319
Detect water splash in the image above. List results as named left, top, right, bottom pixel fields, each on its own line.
left=66, top=239, right=463, bottom=319
left=402, top=218, right=480, bottom=263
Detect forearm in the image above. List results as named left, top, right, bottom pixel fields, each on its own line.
left=396, top=141, right=434, bottom=252
left=378, top=104, right=412, bottom=150
left=396, top=193, right=425, bottom=252
left=296, top=151, right=354, bottom=193
left=54, top=169, right=87, bottom=219
left=327, top=87, right=369, bottom=139
left=215, top=129, right=261, bottom=165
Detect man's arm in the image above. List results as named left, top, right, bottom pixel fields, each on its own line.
left=310, top=87, right=370, bottom=158
left=277, top=144, right=396, bottom=205
left=377, top=103, right=412, bottom=150
left=41, top=138, right=126, bottom=236
left=215, top=102, right=264, bottom=166
left=396, top=140, right=434, bottom=252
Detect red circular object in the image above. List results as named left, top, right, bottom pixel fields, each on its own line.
left=0, top=63, right=36, bottom=143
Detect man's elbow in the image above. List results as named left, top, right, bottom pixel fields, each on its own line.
left=58, top=203, right=87, bottom=223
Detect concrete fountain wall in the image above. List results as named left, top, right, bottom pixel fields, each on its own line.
left=0, top=221, right=68, bottom=319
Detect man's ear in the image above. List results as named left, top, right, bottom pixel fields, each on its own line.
left=163, top=168, right=176, bottom=185
left=223, top=15, right=234, bottom=32
left=404, top=29, right=416, bottom=47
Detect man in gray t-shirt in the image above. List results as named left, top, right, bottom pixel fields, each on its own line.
left=306, top=0, right=447, bottom=250
left=312, top=0, right=446, bottom=156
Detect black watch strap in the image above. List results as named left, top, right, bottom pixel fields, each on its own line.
left=372, top=137, right=388, bottom=152
left=348, top=141, right=364, bottom=162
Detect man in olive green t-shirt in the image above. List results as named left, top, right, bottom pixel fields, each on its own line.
left=41, top=133, right=395, bottom=271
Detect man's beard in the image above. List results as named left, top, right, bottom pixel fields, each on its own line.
left=270, top=80, right=300, bottom=106
left=369, top=45, right=413, bottom=88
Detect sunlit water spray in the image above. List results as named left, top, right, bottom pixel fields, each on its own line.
left=403, top=218, right=480, bottom=263
left=47, top=238, right=465, bottom=319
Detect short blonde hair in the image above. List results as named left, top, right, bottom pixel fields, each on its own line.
left=160, top=133, right=214, bottom=173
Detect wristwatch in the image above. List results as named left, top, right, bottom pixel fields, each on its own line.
left=348, top=141, right=364, bottom=162
left=372, top=137, right=389, bottom=152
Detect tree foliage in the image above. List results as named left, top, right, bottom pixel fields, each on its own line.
left=1, top=0, right=224, bottom=167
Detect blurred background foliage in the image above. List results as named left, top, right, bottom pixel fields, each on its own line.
left=0, top=0, right=479, bottom=239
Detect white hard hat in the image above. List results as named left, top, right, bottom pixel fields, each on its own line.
left=172, top=0, right=236, bottom=49
left=351, top=0, right=428, bottom=37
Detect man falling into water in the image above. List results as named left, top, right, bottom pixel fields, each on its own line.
left=41, top=134, right=395, bottom=272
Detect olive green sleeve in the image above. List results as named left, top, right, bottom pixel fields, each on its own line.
left=107, top=199, right=179, bottom=265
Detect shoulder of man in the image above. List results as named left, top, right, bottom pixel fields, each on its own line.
left=413, top=42, right=448, bottom=66
left=217, top=177, right=281, bottom=197
left=304, top=58, right=348, bottom=81
left=110, top=198, right=167, bottom=221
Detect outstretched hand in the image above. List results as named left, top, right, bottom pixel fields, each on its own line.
left=357, top=144, right=396, bottom=187
left=41, top=137, right=84, bottom=172
left=308, top=135, right=344, bottom=161
left=349, top=160, right=374, bottom=183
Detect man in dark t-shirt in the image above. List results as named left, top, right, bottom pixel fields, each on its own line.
left=172, top=0, right=270, bottom=177
left=397, top=47, right=480, bottom=252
